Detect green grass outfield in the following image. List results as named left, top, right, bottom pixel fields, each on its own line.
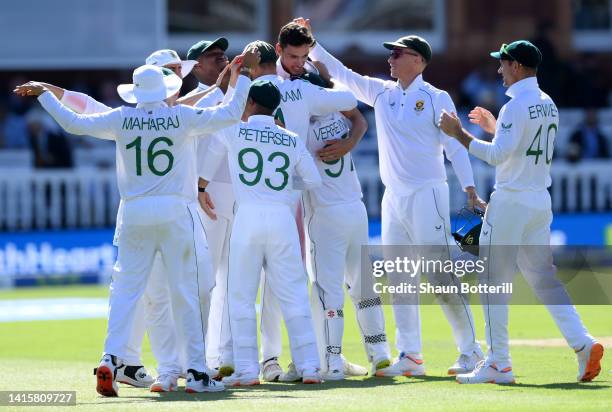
left=0, top=285, right=610, bottom=411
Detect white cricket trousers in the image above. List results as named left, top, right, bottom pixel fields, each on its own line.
left=479, top=189, right=594, bottom=367
left=228, top=203, right=319, bottom=376
left=305, top=200, right=390, bottom=371
left=381, top=183, right=479, bottom=356
left=203, top=182, right=235, bottom=369
left=124, top=253, right=182, bottom=375
left=104, top=202, right=214, bottom=372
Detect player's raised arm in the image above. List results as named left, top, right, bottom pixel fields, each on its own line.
left=293, top=18, right=386, bottom=106
left=15, top=82, right=118, bottom=140
left=183, top=51, right=258, bottom=136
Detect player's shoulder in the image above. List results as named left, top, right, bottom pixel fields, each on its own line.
left=419, top=80, right=451, bottom=100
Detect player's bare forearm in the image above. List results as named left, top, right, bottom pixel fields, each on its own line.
left=176, top=86, right=217, bottom=106
left=39, top=82, right=65, bottom=100
left=342, top=108, right=367, bottom=145
left=456, top=128, right=476, bottom=150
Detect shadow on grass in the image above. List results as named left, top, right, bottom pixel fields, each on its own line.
left=511, top=380, right=612, bottom=390
left=78, top=378, right=415, bottom=404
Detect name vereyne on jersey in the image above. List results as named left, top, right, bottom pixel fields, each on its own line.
left=313, top=117, right=348, bottom=141
left=239, top=126, right=297, bottom=148
left=121, top=114, right=180, bottom=131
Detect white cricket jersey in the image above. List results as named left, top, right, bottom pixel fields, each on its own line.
left=469, top=77, right=557, bottom=192
left=256, top=73, right=357, bottom=141
left=38, top=75, right=249, bottom=204
left=199, top=73, right=356, bottom=193
left=305, top=112, right=362, bottom=207
left=211, top=115, right=321, bottom=207
left=310, top=43, right=475, bottom=195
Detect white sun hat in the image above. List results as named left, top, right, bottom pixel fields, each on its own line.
left=117, top=65, right=182, bottom=104
left=145, top=49, right=197, bottom=78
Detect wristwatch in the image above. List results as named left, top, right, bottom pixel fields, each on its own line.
left=198, top=186, right=207, bottom=193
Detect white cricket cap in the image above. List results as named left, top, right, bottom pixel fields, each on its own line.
left=145, top=49, right=197, bottom=78
left=117, top=65, right=182, bottom=104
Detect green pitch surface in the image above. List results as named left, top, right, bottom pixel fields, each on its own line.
left=1, top=285, right=610, bottom=411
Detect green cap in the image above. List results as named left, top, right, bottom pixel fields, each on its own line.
left=248, top=80, right=281, bottom=110
left=490, top=40, right=542, bottom=68
left=383, top=35, right=432, bottom=62
left=186, top=37, right=229, bottom=60
left=245, top=40, right=277, bottom=64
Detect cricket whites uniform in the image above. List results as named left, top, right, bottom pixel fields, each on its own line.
left=60, top=91, right=182, bottom=377
left=245, top=74, right=358, bottom=364
left=189, top=82, right=237, bottom=370
left=310, top=43, right=481, bottom=363
left=304, top=111, right=391, bottom=374
left=212, top=115, right=322, bottom=378
left=467, top=77, right=595, bottom=370
left=38, top=75, right=250, bottom=374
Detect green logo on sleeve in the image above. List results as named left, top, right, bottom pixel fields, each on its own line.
left=501, top=123, right=512, bottom=129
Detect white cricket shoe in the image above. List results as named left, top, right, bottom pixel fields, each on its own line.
left=116, top=364, right=155, bottom=388
left=576, top=341, right=604, bottom=382
left=262, top=357, right=283, bottom=382
left=302, top=368, right=322, bottom=384
left=95, top=354, right=120, bottom=397
left=322, top=368, right=344, bottom=381
left=447, top=349, right=484, bottom=375
left=185, top=369, right=225, bottom=393
left=381, top=353, right=425, bottom=377
left=456, top=360, right=515, bottom=384
left=150, top=374, right=178, bottom=392
left=279, top=362, right=301, bottom=382
left=342, top=355, right=368, bottom=377
left=222, top=373, right=260, bottom=387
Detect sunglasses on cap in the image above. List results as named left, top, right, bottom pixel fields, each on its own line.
left=389, top=49, right=420, bottom=59
left=498, top=43, right=517, bottom=61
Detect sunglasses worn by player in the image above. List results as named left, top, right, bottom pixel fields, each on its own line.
left=389, top=49, right=421, bottom=60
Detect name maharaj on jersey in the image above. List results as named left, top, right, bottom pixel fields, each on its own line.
left=122, top=115, right=180, bottom=131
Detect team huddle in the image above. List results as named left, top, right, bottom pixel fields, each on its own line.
left=14, top=17, right=604, bottom=397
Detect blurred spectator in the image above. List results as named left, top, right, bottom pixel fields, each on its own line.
left=25, top=109, right=73, bottom=168
left=566, top=108, right=610, bottom=163
left=460, top=60, right=507, bottom=112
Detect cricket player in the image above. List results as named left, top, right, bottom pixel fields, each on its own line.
left=208, top=80, right=323, bottom=385
left=295, top=18, right=484, bottom=376
left=15, top=53, right=255, bottom=396
left=258, top=23, right=382, bottom=381
left=199, top=39, right=359, bottom=382
left=439, top=40, right=604, bottom=384
left=298, top=71, right=392, bottom=380
left=184, top=38, right=238, bottom=377
left=32, top=49, right=217, bottom=392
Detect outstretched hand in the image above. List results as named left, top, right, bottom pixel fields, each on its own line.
left=293, top=17, right=312, bottom=32
left=468, top=106, right=496, bottom=134
left=13, top=81, right=48, bottom=97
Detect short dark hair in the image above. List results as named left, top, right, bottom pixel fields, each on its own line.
left=278, top=22, right=314, bottom=48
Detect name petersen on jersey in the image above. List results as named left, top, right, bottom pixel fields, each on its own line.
left=240, top=126, right=297, bottom=147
